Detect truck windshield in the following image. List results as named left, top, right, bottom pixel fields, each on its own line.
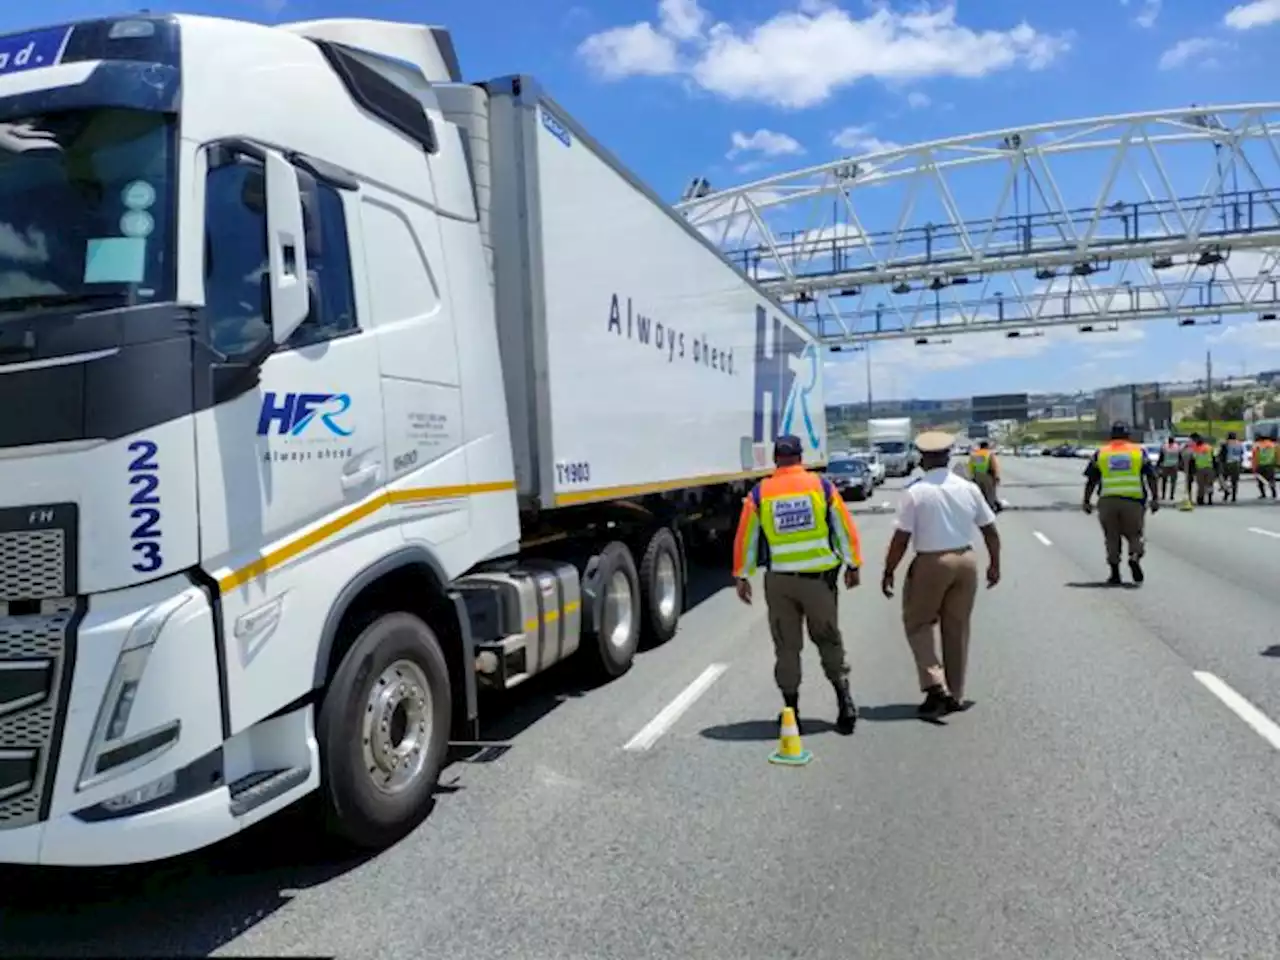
left=0, top=107, right=174, bottom=314
left=873, top=441, right=907, bottom=455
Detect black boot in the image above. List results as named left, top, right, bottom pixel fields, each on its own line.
left=1129, top=558, right=1144, bottom=584
left=779, top=692, right=801, bottom=735
left=918, top=685, right=949, bottom=720
left=833, top=679, right=857, bottom=735
left=1106, top=563, right=1122, bottom=585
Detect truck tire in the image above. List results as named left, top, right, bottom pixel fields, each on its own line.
left=638, top=527, right=683, bottom=646
left=317, top=611, right=452, bottom=850
left=584, top=541, right=642, bottom=678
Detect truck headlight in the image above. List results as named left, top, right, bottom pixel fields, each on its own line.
left=78, top=594, right=191, bottom=791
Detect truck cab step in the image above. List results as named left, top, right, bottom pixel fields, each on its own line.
left=228, top=765, right=310, bottom=817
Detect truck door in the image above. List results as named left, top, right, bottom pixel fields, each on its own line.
left=193, top=145, right=387, bottom=733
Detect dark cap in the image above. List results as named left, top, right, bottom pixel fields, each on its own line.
left=773, top=435, right=804, bottom=458
left=1110, top=420, right=1130, bottom=438
left=1227, top=431, right=1238, bottom=439
left=915, top=430, right=954, bottom=454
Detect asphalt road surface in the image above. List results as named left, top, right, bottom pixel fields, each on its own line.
left=2, top=456, right=1278, bottom=959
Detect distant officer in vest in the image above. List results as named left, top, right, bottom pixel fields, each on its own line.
left=1185, top=432, right=1217, bottom=505
left=968, top=440, right=1001, bottom=512
left=732, top=435, right=862, bottom=735
left=1218, top=431, right=1245, bottom=502
left=1254, top=429, right=1278, bottom=498
left=1082, top=421, right=1159, bottom=585
left=1158, top=436, right=1182, bottom=501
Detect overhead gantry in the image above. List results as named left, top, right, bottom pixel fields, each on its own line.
left=676, top=104, right=1280, bottom=345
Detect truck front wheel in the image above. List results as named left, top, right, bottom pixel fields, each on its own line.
left=317, top=611, right=453, bottom=850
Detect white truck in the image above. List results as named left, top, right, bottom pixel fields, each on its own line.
left=0, top=14, right=827, bottom=866
left=867, top=418, right=914, bottom=477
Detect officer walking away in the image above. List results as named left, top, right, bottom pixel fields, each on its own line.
left=732, top=435, right=862, bottom=735
left=1158, top=435, right=1182, bottom=502
left=1082, top=421, right=1159, bottom=585
left=968, top=440, right=1003, bottom=512
left=881, top=432, right=1001, bottom=720
left=1185, top=432, right=1216, bottom=505
left=1218, top=431, right=1245, bottom=502
left=1254, top=429, right=1278, bottom=498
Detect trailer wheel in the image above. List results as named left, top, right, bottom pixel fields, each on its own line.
left=317, top=611, right=452, bottom=850
left=585, top=541, right=642, bottom=678
left=638, top=527, right=683, bottom=646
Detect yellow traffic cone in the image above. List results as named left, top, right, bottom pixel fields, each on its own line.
left=769, top=706, right=813, bottom=766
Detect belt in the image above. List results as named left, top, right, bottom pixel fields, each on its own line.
left=915, top=546, right=972, bottom=556
left=766, top=569, right=835, bottom=579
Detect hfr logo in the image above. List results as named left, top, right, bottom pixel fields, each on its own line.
left=751, top=307, right=820, bottom=449
left=257, top=392, right=353, bottom=437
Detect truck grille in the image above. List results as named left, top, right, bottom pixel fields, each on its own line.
left=0, top=504, right=78, bottom=829
left=0, top=529, right=67, bottom=601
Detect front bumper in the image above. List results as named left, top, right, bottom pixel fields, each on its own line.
left=0, top=575, right=230, bottom=865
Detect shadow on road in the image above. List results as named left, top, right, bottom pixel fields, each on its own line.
left=1263, top=645, right=1280, bottom=658
left=0, top=798, right=382, bottom=957
left=1065, top=581, right=1141, bottom=590
left=700, top=717, right=837, bottom=741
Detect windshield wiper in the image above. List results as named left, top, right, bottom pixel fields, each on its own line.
left=0, top=291, right=124, bottom=318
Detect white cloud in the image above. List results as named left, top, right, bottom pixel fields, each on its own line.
left=1133, top=0, right=1161, bottom=27
left=1158, top=36, right=1232, bottom=70
left=1209, top=320, right=1280, bottom=349
left=831, top=124, right=901, bottom=155
left=578, top=0, right=1072, bottom=109
left=727, top=129, right=804, bottom=159
left=1224, top=0, right=1280, bottom=29
left=906, top=91, right=931, bottom=109
left=577, top=22, right=680, bottom=79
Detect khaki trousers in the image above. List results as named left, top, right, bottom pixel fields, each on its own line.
left=1097, top=496, right=1145, bottom=566
left=763, top=571, right=851, bottom=696
left=973, top=473, right=998, bottom=509
left=901, top=550, right=978, bottom=701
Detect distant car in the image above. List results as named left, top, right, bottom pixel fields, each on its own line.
left=852, top=451, right=886, bottom=485
left=1141, top=444, right=1162, bottom=467
left=1022, top=446, right=1043, bottom=457
left=826, top=457, right=876, bottom=501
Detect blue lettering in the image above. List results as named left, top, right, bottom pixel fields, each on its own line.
left=257, top=392, right=354, bottom=437
left=257, top=391, right=296, bottom=436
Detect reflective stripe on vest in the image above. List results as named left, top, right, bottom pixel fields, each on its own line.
left=1224, top=441, right=1243, bottom=463
left=969, top=451, right=990, bottom=473
left=1097, top=442, right=1144, bottom=499
left=1193, top=444, right=1213, bottom=469
left=1258, top=442, right=1277, bottom=467
left=756, top=471, right=840, bottom=574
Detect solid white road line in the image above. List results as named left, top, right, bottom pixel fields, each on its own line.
left=1033, top=530, right=1053, bottom=546
left=1247, top=527, right=1280, bottom=539
left=1193, top=671, right=1280, bottom=752
left=623, top=663, right=728, bottom=752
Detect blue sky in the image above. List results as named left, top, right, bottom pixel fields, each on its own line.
left=11, top=0, right=1280, bottom=401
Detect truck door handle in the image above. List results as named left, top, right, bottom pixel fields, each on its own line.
left=341, top=463, right=380, bottom=490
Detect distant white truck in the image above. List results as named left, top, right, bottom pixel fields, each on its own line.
left=868, top=418, right=915, bottom=477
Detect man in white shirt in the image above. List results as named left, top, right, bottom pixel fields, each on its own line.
left=880, top=431, right=1001, bottom=720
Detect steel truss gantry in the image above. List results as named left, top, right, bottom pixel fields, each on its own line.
left=676, top=104, right=1280, bottom=345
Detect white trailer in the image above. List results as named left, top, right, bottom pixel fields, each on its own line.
left=0, top=13, right=825, bottom=866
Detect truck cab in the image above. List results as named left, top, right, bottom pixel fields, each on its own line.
left=0, top=13, right=521, bottom=865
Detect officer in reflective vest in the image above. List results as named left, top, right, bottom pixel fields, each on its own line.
left=968, top=441, right=1000, bottom=511
left=1255, top=430, right=1278, bottom=499
left=1219, top=431, right=1245, bottom=502
left=1186, top=432, right=1217, bottom=505
left=733, top=435, right=862, bottom=735
left=1158, top=437, right=1182, bottom=501
left=1082, top=421, right=1159, bottom=585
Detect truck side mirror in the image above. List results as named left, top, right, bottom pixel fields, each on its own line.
left=264, top=149, right=310, bottom=345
